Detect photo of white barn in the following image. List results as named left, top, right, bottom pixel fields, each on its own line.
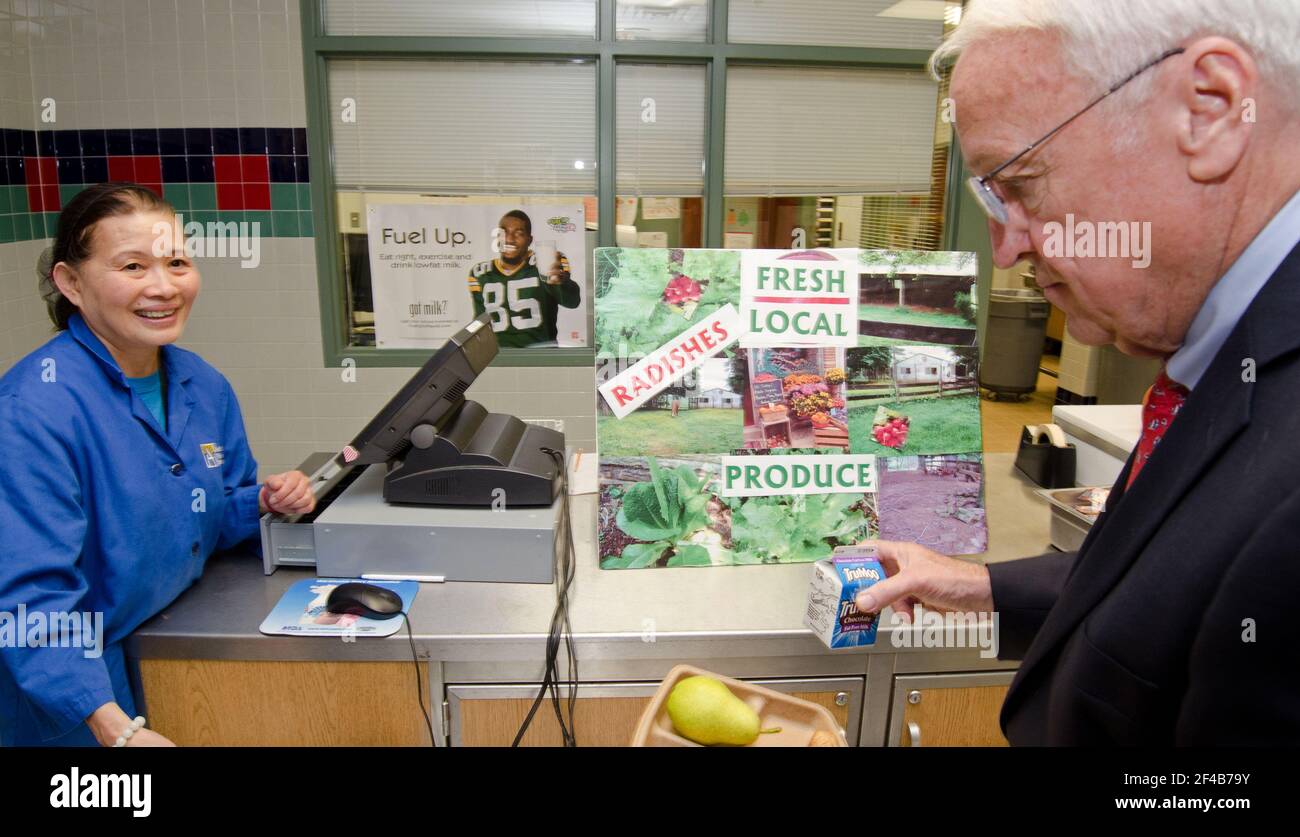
left=892, top=348, right=961, bottom=385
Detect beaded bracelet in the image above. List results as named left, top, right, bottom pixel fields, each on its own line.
left=112, top=716, right=147, bottom=748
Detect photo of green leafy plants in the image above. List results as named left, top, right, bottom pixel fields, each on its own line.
left=599, top=455, right=879, bottom=568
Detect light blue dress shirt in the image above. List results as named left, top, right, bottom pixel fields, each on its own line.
left=1167, top=188, right=1300, bottom=389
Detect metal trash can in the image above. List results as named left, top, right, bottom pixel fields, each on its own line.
left=980, top=288, right=1050, bottom=398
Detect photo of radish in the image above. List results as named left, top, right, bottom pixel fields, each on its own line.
left=871, top=407, right=910, bottom=450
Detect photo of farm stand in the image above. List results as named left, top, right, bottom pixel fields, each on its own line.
left=597, top=355, right=743, bottom=456
left=846, top=346, right=982, bottom=455
left=740, top=347, right=849, bottom=452
left=877, top=454, right=987, bottom=556
left=857, top=250, right=978, bottom=347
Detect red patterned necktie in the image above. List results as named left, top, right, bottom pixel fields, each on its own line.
left=1126, top=369, right=1189, bottom=489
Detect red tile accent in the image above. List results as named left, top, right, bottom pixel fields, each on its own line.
left=242, top=181, right=270, bottom=210
left=41, top=184, right=60, bottom=212
left=108, top=156, right=135, bottom=181
left=25, top=156, right=44, bottom=211
left=214, top=155, right=242, bottom=183
left=240, top=154, right=269, bottom=183
left=37, top=155, right=57, bottom=184
left=133, top=155, right=162, bottom=184
left=216, top=181, right=244, bottom=210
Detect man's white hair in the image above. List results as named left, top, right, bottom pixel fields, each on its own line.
left=931, top=0, right=1300, bottom=114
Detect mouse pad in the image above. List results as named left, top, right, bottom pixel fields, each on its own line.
left=259, top=578, right=420, bottom=638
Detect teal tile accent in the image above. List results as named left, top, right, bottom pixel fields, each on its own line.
left=0, top=189, right=10, bottom=214
left=244, top=211, right=272, bottom=235
left=271, top=210, right=300, bottom=237
left=298, top=210, right=313, bottom=237
left=190, top=210, right=219, bottom=226
left=189, top=183, right=217, bottom=210
left=270, top=183, right=297, bottom=211
left=0, top=215, right=14, bottom=244
left=164, top=183, right=191, bottom=210
left=11, top=186, right=29, bottom=214
left=43, top=212, right=60, bottom=238
left=59, top=184, right=86, bottom=207
left=11, top=213, right=31, bottom=241
left=295, top=183, right=311, bottom=210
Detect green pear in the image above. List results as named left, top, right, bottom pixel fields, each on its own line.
left=665, top=676, right=781, bottom=746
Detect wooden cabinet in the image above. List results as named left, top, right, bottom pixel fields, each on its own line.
left=448, top=677, right=863, bottom=747
left=887, top=672, right=1013, bottom=747
left=139, top=659, right=434, bottom=746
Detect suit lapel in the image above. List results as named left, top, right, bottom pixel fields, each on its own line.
left=1002, top=240, right=1300, bottom=721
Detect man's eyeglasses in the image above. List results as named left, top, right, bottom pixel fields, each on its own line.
left=967, top=47, right=1186, bottom=225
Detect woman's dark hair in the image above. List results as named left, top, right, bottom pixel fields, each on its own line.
left=38, top=182, right=175, bottom=330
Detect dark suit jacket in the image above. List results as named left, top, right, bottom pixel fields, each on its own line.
left=990, top=240, right=1300, bottom=745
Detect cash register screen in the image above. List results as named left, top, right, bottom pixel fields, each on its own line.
left=340, top=313, right=498, bottom=466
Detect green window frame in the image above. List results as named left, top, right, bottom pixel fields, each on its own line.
left=299, top=0, right=978, bottom=368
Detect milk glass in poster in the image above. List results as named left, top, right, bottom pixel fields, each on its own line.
left=367, top=202, right=589, bottom=348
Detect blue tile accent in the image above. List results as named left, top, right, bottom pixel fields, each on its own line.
left=212, top=127, right=239, bottom=154
left=268, top=154, right=295, bottom=183
left=238, top=126, right=267, bottom=154
left=184, top=127, right=213, bottom=154
left=56, top=156, right=82, bottom=184
left=106, top=128, right=134, bottom=155
left=79, top=129, right=106, bottom=156
left=82, top=156, right=108, bottom=183
left=266, top=127, right=293, bottom=154
left=53, top=129, right=80, bottom=156
left=186, top=154, right=214, bottom=181
left=158, top=128, right=186, bottom=155
left=161, top=155, right=189, bottom=182
left=292, top=127, right=308, bottom=154
left=294, top=155, right=309, bottom=182
left=1, top=128, right=19, bottom=156
left=132, top=128, right=159, bottom=155
left=37, top=131, right=55, bottom=155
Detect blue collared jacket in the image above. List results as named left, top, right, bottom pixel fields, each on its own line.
left=0, top=313, right=261, bottom=745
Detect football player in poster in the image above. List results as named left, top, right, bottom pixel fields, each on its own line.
left=466, top=209, right=581, bottom=348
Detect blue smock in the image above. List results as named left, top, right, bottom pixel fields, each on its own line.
left=0, top=312, right=261, bottom=745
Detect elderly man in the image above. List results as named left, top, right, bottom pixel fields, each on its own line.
left=857, top=0, right=1300, bottom=744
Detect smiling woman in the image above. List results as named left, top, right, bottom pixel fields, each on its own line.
left=0, top=183, right=317, bottom=748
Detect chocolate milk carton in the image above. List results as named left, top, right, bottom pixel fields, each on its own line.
left=804, top=545, right=884, bottom=649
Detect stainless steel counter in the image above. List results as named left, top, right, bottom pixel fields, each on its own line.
left=128, top=453, right=1052, bottom=665
left=127, top=452, right=1054, bottom=745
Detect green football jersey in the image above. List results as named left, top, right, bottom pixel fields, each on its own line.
left=466, top=253, right=581, bottom=348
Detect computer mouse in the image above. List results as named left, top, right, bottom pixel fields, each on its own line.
left=325, top=582, right=403, bottom=620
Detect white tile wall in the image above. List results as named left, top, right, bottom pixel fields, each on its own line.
left=0, top=0, right=598, bottom=478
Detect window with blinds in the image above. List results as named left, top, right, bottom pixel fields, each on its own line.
left=728, top=0, right=945, bottom=50
left=323, top=0, right=597, bottom=38
left=328, top=59, right=597, bottom=195
left=725, top=65, right=938, bottom=196
left=616, top=63, right=706, bottom=196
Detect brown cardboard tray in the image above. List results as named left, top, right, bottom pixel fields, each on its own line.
left=630, top=664, right=848, bottom=747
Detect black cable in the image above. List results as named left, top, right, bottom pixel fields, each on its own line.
left=400, top=609, right=437, bottom=746
left=512, top=446, right=578, bottom=746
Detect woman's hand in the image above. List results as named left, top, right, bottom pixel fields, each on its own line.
left=259, top=470, right=316, bottom=515
left=87, top=702, right=176, bottom=747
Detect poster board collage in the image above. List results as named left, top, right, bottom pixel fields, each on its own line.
left=594, top=247, right=986, bottom=569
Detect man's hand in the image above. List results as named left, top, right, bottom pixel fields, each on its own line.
left=259, top=470, right=316, bottom=515
left=544, top=251, right=571, bottom=286
left=854, top=540, right=994, bottom=623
